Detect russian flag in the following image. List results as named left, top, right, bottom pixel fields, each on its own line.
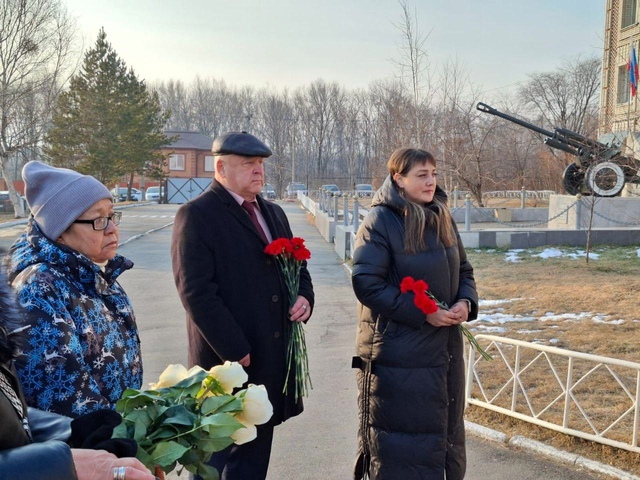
left=628, top=45, right=639, bottom=97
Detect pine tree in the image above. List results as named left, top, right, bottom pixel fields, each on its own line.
left=46, top=29, right=170, bottom=186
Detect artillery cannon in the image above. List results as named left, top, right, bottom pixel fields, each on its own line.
left=476, top=102, right=640, bottom=197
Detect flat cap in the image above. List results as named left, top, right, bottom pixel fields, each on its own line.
left=211, top=131, right=272, bottom=157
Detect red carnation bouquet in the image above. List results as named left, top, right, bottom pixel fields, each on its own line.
left=400, top=276, right=492, bottom=361
left=264, top=237, right=312, bottom=400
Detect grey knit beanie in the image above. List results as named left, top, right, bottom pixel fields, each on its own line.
left=22, top=161, right=112, bottom=241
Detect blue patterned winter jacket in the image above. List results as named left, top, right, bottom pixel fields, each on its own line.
left=5, top=220, right=143, bottom=418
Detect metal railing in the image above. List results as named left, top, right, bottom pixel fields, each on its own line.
left=465, top=335, right=640, bottom=453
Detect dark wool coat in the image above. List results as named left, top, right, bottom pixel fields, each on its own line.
left=6, top=220, right=142, bottom=418
left=171, top=180, right=314, bottom=426
left=351, top=176, right=478, bottom=480
left=0, top=267, right=77, bottom=480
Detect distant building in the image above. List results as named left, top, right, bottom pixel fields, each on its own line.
left=601, top=0, right=640, bottom=133
left=161, top=131, right=214, bottom=179
left=160, top=131, right=215, bottom=203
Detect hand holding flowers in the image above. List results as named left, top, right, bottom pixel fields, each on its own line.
left=112, top=361, right=273, bottom=479
left=400, top=276, right=492, bottom=361
left=264, top=237, right=312, bottom=401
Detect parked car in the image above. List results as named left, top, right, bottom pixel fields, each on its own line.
left=0, top=191, right=13, bottom=213
left=145, top=186, right=164, bottom=201
left=285, top=182, right=308, bottom=198
left=261, top=183, right=277, bottom=200
left=320, top=184, right=341, bottom=196
left=354, top=184, right=374, bottom=197
left=111, top=187, right=142, bottom=202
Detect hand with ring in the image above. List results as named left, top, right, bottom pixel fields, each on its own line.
left=113, top=466, right=126, bottom=480
left=289, top=295, right=311, bottom=323
left=70, top=449, right=155, bottom=480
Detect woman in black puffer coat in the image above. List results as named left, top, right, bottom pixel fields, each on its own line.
left=351, top=148, right=478, bottom=480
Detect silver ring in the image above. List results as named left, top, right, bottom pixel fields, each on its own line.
left=302, top=305, right=307, bottom=310
left=113, top=466, right=126, bottom=480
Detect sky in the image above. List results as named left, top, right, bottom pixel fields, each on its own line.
left=63, top=0, right=606, bottom=96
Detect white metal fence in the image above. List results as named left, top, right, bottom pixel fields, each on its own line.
left=465, top=335, right=640, bottom=454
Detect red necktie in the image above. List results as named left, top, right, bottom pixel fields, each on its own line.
left=242, top=201, right=268, bottom=244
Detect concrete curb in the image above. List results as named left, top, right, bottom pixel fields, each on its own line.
left=466, top=422, right=640, bottom=480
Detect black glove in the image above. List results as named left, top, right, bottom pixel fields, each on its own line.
left=68, top=409, right=137, bottom=458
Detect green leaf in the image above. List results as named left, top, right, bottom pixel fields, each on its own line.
left=199, top=413, right=243, bottom=438
left=151, top=441, right=190, bottom=467
left=135, top=445, right=156, bottom=472
left=128, top=409, right=152, bottom=442
left=146, top=403, right=168, bottom=421
left=111, top=421, right=131, bottom=440
left=116, top=390, right=162, bottom=414
left=147, top=427, right=179, bottom=441
left=161, top=404, right=198, bottom=426
left=173, top=370, right=209, bottom=389
left=197, top=462, right=221, bottom=480
left=195, top=436, right=235, bottom=453
left=200, top=395, right=239, bottom=415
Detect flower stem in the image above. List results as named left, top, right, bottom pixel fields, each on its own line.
left=460, top=324, right=492, bottom=361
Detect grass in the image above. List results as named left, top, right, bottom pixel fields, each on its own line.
left=465, top=245, right=640, bottom=477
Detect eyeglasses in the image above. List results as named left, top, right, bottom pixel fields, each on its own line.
left=73, top=211, right=122, bottom=231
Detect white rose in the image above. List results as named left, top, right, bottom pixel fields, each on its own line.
left=235, top=384, right=273, bottom=426
left=231, top=418, right=257, bottom=445
left=209, top=361, right=248, bottom=393
left=149, top=364, right=189, bottom=389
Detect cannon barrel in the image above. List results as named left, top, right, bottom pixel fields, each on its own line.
left=476, top=101, right=638, bottom=197
left=476, top=102, right=605, bottom=154
left=477, top=102, right=555, bottom=138
left=554, top=127, right=607, bottom=150
left=544, top=138, right=579, bottom=156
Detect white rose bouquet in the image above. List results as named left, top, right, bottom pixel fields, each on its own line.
left=112, top=362, right=273, bottom=479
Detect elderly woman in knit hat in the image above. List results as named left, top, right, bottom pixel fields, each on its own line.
left=5, top=161, right=143, bottom=418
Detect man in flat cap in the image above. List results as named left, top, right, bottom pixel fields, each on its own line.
left=171, top=131, right=314, bottom=480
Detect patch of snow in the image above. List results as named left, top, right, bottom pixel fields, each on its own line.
left=504, top=251, right=521, bottom=262
left=549, top=338, right=560, bottom=344
left=477, top=313, right=536, bottom=324
left=533, top=247, right=564, bottom=258
left=593, top=318, right=625, bottom=325
left=472, top=325, right=506, bottom=334
left=516, top=329, right=543, bottom=334
left=480, top=299, right=517, bottom=307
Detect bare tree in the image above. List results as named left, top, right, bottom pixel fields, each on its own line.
left=255, top=88, right=294, bottom=196
left=518, top=55, right=601, bottom=135
left=153, top=79, right=192, bottom=130
left=0, top=0, right=77, bottom=216
left=391, top=0, right=433, bottom=146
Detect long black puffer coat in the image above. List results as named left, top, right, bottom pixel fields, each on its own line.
left=351, top=176, right=478, bottom=480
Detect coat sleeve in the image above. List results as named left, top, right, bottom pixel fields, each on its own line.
left=171, top=202, right=251, bottom=362
left=351, top=210, right=426, bottom=329
left=0, top=441, right=77, bottom=480
left=13, top=274, right=112, bottom=417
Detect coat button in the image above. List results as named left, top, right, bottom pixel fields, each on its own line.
left=266, top=259, right=272, bottom=265
left=274, top=332, right=281, bottom=338
left=271, top=295, right=279, bottom=302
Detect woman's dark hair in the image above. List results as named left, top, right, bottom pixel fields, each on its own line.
left=388, top=148, right=456, bottom=253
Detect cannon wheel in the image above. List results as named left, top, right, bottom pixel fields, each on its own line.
left=562, top=163, right=584, bottom=195
left=585, top=161, right=626, bottom=197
